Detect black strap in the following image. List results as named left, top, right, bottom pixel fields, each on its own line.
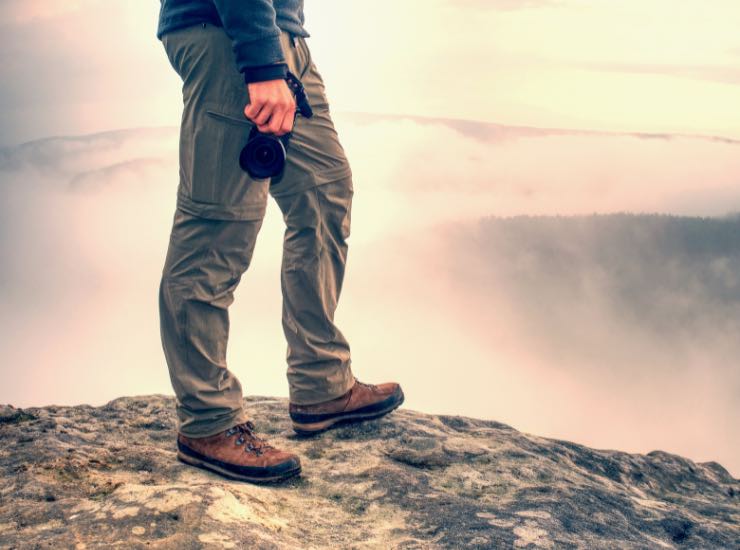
left=285, top=70, right=314, bottom=119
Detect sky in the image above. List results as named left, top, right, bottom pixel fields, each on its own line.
left=2, top=0, right=740, bottom=146
left=1, top=1, right=739, bottom=475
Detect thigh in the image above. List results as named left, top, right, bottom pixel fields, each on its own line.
left=268, top=35, right=354, bottom=199
left=163, top=24, right=269, bottom=221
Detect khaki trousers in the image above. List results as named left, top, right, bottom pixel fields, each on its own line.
left=159, top=23, right=355, bottom=438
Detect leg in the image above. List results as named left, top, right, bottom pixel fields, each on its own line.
left=265, top=32, right=357, bottom=404
left=159, top=24, right=271, bottom=437
left=268, top=32, right=405, bottom=430
left=159, top=210, right=264, bottom=437
left=272, top=177, right=357, bottom=405
left=158, top=23, right=302, bottom=483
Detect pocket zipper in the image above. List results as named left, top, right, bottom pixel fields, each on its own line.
left=205, top=109, right=253, bottom=127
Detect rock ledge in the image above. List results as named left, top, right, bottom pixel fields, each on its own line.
left=0, top=395, right=737, bottom=549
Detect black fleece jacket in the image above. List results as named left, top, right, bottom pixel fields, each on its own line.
left=156, top=0, right=309, bottom=84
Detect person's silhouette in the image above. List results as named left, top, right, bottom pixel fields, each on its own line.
left=156, top=0, right=404, bottom=483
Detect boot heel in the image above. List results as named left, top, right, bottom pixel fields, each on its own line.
left=291, top=418, right=338, bottom=435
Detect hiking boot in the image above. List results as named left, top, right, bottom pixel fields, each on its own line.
left=176, top=420, right=301, bottom=483
left=289, top=379, right=404, bottom=435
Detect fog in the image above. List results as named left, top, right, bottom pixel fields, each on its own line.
left=1, top=115, right=738, bottom=475
left=3, top=1, right=740, bottom=147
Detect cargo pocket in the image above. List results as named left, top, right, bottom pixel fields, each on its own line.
left=189, top=102, right=267, bottom=208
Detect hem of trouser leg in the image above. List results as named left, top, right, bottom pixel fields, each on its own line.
left=269, top=164, right=352, bottom=199
left=178, top=408, right=251, bottom=439
left=176, top=192, right=267, bottom=221
left=289, top=372, right=357, bottom=406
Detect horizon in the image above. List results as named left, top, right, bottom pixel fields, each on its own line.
left=1, top=1, right=739, bottom=478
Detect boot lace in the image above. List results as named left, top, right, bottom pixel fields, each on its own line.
left=224, top=420, right=274, bottom=456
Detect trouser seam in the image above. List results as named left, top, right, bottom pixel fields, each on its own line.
left=311, top=185, right=334, bottom=338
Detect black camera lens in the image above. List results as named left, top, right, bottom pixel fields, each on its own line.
left=256, top=145, right=276, bottom=165
left=240, top=131, right=287, bottom=179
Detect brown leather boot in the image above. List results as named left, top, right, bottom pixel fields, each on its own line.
left=176, top=420, right=301, bottom=483
left=289, top=379, right=404, bottom=435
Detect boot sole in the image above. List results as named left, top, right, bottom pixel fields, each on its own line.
left=291, top=390, right=404, bottom=436
left=176, top=450, right=301, bottom=484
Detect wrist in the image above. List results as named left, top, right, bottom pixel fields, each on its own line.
left=243, top=63, right=288, bottom=84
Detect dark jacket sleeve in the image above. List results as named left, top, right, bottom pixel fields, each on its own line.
left=211, top=0, right=288, bottom=84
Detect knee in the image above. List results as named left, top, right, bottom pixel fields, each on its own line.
left=283, top=225, right=324, bottom=271
left=318, top=177, right=353, bottom=243
left=160, top=244, right=242, bottom=309
left=161, top=213, right=262, bottom=299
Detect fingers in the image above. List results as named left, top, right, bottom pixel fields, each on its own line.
left=243, top=101, right=260, bottom=122
left=250, top=104, right=296, bottom=136
left=251, top=104, right=296, bottom=135
left=244, top=79, right=297, bottom=136
left=279, top=109, right=296, bottom=135
left=266, top=107, right=296, bottom=136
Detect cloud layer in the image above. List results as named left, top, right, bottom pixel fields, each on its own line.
left=2, top=1, right=740, bottom=147
left=1, top=115, right=739, bottom=475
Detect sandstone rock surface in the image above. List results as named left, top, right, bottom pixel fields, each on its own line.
left=0, top=395, right=737, bottom=549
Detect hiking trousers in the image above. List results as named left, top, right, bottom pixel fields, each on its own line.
left=159, top=22, right=356, bottom=438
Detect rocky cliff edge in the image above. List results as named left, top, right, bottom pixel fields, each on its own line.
left=0, top=395, right=738, bottom=549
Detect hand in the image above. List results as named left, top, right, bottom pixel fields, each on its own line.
left=244, top=79, right=297, bottom=136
